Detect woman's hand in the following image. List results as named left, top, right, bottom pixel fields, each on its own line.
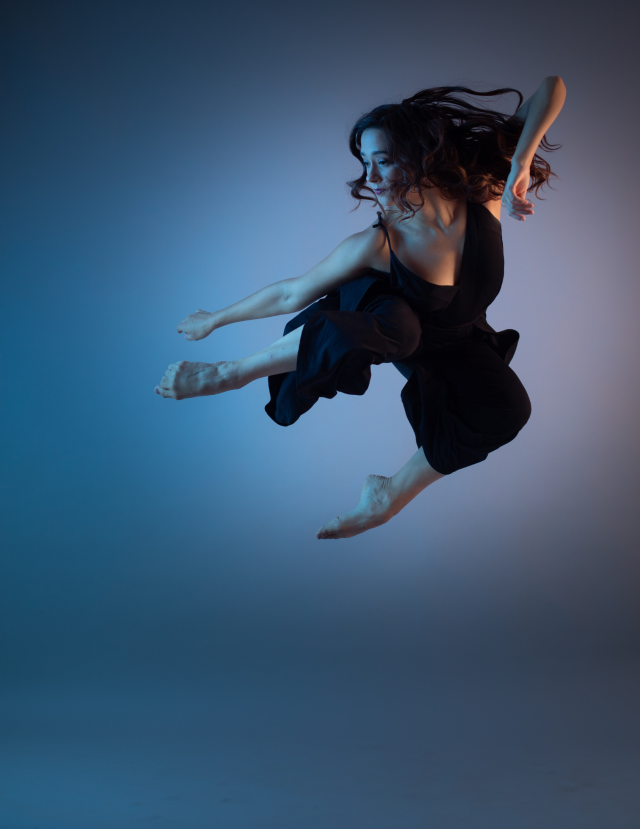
left=502, top=162, right=535, bottom=222
left=177, top=309, right=218, bottom=341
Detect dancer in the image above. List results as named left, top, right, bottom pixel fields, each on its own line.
left=155, top=77, right=566, bottom=539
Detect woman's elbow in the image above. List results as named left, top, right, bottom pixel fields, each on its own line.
left=544, top=75, right=566, bottom=90
left=281, top=279, right=305, bottom=314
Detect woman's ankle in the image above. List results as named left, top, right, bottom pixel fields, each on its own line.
left=231, top=358, right=256, bottom=389
left=196, top=361, right=239, bottom=395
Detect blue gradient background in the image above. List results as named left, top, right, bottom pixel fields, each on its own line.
left=2, top=1, right=639, bottom=826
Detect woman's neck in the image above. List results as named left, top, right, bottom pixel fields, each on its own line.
left=383, top=188, right=463, bottom=232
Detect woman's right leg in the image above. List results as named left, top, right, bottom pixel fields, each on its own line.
left=236, top=326, right=303, bottom=384
left=155, top=327, right=303, bottom=399
left=316, top=448, right=445, bottom=540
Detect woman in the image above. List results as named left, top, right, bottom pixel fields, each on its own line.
left=155, top=77, right=566, bottom=540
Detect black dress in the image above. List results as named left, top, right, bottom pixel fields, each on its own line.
left=265, top=201, right=531, bottom=475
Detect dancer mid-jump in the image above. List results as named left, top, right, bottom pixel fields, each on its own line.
left=155, top=77, right=566, bottom=540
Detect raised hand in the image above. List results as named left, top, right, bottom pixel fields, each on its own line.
left=502, top=162, right=535, bottom=222
left=177, top=309, right=218, bottom=341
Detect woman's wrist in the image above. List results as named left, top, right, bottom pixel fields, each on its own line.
left=209, top=310, right=224, bottom=331
left=511, top=154, right=532, bottom=170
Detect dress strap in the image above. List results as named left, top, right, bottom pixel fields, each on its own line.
left=373, top=211, right=392, bottom=250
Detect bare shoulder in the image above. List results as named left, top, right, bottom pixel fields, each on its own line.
left=479, top=198, right=502, bottom=223
left=319, top=221, right=387, bottom=273
left=339, top=220, right=385, bottom=250
left=349, top=221, right=388, bottom=262
left=286, top=220, right=388, bottom=311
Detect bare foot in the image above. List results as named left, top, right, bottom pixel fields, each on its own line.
left=154, top=360, right=238, bottom=399
left=316, top=475, right=395, bottom=540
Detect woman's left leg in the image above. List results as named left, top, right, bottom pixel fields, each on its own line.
left=316, top=448, right=444, bottom=540
left=154, top=327, right=303, bottom=399
left=316, top=341, right=532, bottom=539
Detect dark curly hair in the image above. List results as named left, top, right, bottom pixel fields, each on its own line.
left=348, top=86, right=560, bottom=216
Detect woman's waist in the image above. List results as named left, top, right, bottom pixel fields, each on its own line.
left=401, top=317, right=520, bottom=366
left=418, top=315, right=482, bottom=345
left=335, top=274, right=489, bottom=342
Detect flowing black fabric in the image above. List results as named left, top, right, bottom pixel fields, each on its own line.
left=265, top=201, right=531, bottom=474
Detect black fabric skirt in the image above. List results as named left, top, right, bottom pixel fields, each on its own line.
left=265, top=275, right=530, bottom=475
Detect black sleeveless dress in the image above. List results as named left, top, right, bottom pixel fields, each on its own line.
left=265, top=201, right=531, bottom=475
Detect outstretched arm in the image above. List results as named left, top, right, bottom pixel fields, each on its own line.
left=177, top=229, right=377, bottom=340
left=177, top=281, right=294, bottom=341
left=502, top=76, right=566, bottom=221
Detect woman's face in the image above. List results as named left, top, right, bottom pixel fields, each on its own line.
left=359, top=128, right=401, bottom=206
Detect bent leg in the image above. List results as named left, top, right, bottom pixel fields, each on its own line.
left=266, top=295, right=421, bottom=424
left=297, top=297, right=422, bottom=399
left=155, top=327, right=303, bottom=399
left=235, top=326, right=303, bottom=385
left=317, top=449, right=444, bottom=540
left=403, top=341, right=531, bottom=474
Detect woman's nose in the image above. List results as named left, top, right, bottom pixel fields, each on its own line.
left=367, top=166, right=381, bottom=183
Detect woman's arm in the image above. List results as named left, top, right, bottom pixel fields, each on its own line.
left=177, top=281, right=292, bottom=341
left=502, top=76, right=566, bottom=221
left=510, top=76, right=566, bottom=165
left=177, top=230, right=376, bottom=340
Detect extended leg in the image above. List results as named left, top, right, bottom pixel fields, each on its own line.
left=316, top=449, right=445, bottom=540
left=155, top=327, right=303, bottom=399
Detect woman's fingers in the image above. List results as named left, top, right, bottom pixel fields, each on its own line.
left=504, top=204, right=533, bottom=221
left=504, top=192, right=533, bottom=208
left=502, top=191, right=534, bottom=221
left=176, top=310, right=214, bottom=340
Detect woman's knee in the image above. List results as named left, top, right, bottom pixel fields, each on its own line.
left=463, top=364, right=531, bottom=436
left=501, top=376, right=532, bottom=433
left=397, top=317, right=422, bottom=359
